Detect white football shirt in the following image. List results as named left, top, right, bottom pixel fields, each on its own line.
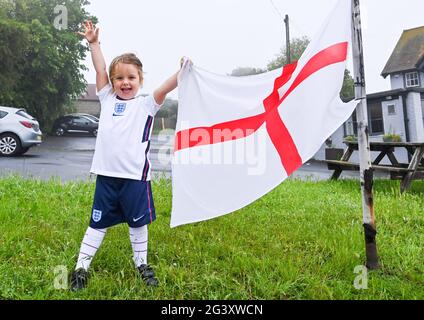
left=90, top=84, right=162, bottom=180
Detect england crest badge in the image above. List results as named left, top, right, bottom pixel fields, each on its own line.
left=92, top=209, right=102, bottom=222
left=113, top=103, right=127, bottom=116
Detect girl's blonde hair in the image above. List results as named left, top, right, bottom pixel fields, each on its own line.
left=109, top=53, right=144, bottom=84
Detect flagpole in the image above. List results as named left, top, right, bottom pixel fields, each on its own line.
left=351, top=0, right=379, bottom=269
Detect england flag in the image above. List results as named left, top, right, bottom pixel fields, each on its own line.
left=171, top=0, right=356, bottom=227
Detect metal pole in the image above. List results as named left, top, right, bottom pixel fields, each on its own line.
left=351, top=0, right=379, bottom=269
left=284, top=14, right=291, bottom=64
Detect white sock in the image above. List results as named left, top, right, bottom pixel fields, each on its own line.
left=129, top=225, right=148, bottom=267
left=75, top=227, right=107, bottom=271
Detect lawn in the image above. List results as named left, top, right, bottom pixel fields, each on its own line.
left=0, top=176, right=423, bottom=300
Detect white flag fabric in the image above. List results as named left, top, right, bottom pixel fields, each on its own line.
left=171, top=0, right=356, bottom=227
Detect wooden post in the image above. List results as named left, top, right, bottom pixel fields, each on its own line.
left=284, top=15, right=291, bottom=64
left=351, top=0, right=379, bottom=269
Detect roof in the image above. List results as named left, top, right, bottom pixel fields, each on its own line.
left=0, top=106, right=22, bottom=112
left=381, top=26, right=424, bottom=78
left=366, top=87, right=424, bottom=100
left=79, top=84, right=99, bottom=101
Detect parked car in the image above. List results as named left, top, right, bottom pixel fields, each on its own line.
left=0, top=106, right=43, bottom=156
left=52, top=114, right=99, bottom=137
left=68, top=113, right=99, bottom=123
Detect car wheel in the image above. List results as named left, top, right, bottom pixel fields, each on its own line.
left=0, top=133, right=22, bottom=156
left=55, top=127, right=65, bottom=136
left=92, top=129, right=98, bottom=137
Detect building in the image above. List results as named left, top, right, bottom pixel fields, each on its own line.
left=74, top=84, right=178, bottom=132
left=74, top=84, right=100, bottom=117
left=316, top=26, right=424, bottom=163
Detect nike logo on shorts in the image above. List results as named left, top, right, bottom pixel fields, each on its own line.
left=133, top=215, right=144, bottom=222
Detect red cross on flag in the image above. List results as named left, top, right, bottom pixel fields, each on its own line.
left=171, top=0, right=357, bottom=227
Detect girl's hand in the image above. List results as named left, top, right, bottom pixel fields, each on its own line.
left=180, top=56, right=193, bottom=69
left=77, top=20, right=99, bottom=44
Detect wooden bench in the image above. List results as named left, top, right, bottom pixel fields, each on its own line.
left=326, top=159, right=414, bottom=171
left=324, top=141, right=424, bottom=192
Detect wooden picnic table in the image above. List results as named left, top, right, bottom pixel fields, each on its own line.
left=325, top=141, right=424, bottom=193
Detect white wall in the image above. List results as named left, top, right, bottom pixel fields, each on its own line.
left=381, top=97, right=406, bottom=139
left=422, top=96, right=424, bottom=127
left=420, top=71, right=424, bottom=88
left=390, top=73, right=404, bottom=89
left=406, top=92, right=424, bottom=142
left=314, top=144, right=326, bottom=160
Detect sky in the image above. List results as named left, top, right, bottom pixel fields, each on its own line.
left=82, top=0, right=424, bottom=98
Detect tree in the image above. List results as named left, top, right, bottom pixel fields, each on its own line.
left=154, top=98, right=179, bottom=131
left=156, top=98, right=178, bottom=119
left=0, top=19, right=30, bottom=101
left=267, top=36, right=310, bottom=70
left=0, top=0, right=96, bottom=129
left=230, top=67, right=266, bottom=77
left=340, top=69, right=355, bottom=101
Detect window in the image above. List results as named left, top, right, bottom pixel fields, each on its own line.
left=343, top=118, right=355, bottom=137
left=369, top=102, right=384, bottom=134
left=387, top=104, right=396, bottom=115
left=351, top=102, right=384, bottom=136
left=81, top=115, right=99, bottom=123
left=16, top=110, right=34, bottom=120
left=81, top=115, right=97, bottom=123
left=72, top=117, right=89, bottom=125
left=405, top=72, right=420, bottom=88
left=0, top=111, right=8, bottom=119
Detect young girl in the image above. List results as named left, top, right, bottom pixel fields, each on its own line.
left=71, top=20, right=180, bottom=290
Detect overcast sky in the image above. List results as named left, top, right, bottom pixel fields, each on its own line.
left=82, top=0, right=424, bottom=98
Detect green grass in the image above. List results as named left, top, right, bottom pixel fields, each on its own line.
left=0, top=176, right=423, bottom=300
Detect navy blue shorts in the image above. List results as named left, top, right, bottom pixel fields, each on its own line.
left=90, top=175, right=156, bottom=229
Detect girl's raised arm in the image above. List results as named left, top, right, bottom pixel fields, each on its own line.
left=78, top=21, right=109, bottom=91
left=153, top=72, right=179, bottom=106
left=154, top=58, right=190, bottom=105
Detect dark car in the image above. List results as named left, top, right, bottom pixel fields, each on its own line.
left=52, top=114, right=99, bottom=137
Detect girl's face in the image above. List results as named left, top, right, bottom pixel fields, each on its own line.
left=111, top=62, right=142, bottom=100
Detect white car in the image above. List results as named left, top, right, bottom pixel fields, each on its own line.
left=0, top=106, right=42, bottom=156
